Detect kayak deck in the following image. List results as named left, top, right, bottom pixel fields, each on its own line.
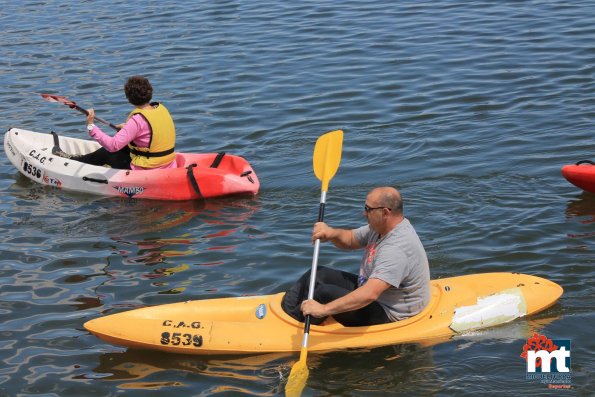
left=84, top=272, right=563, bottom=355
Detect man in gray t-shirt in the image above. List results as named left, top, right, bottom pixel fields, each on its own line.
left=282, top=186, right=430, bottom=326
left=354, top=218, right=430, bottom=321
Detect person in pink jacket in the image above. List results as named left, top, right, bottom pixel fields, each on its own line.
left=73, top=76, right=177, bottom=170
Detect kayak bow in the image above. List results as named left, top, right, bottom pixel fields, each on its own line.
left=562, top=161, right=595, bottom=194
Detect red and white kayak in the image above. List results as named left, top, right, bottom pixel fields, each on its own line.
left=561, top=161, right=595, bottom=194
left=4, top=127, right=259, bottom=200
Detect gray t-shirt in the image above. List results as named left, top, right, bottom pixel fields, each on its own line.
left=354, top=218, right=431, bottom=321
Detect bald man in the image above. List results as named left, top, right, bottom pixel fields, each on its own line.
left=281, top=187, right=430, bottom=327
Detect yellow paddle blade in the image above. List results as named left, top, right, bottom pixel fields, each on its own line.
left=285, top=347, right=309, bottom=397
left=313, top=130, right=343, bottom=192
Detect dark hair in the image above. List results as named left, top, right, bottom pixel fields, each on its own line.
left=124, top=76, right=153, bottom=106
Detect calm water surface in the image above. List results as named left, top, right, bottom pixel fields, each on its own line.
left=0, top=1, right=593, bottom=396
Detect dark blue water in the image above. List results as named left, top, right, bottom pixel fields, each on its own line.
left=0, top=1, right=593, bottom=396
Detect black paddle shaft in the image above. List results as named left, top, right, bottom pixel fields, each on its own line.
left=303, top=200, right=327, bottom=333
left=70, top=104, right=119, bottom=131
left=317, top=202, right=325, bottom=223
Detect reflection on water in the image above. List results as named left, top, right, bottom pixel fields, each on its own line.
left=452, top=314, right=561, bottom=345
left=120, top=239, right=195, bottom=266
left=119, top=381, right=186, bottom=391
left=565, top=192, right=595, bottom=238
left=86, top=350, right=288, bottom=396
left=6, top=176, right=260, bottom=238
left=83, top=344, right=439, bottom=396
left=101, top=198, right=261, bottom=296
left=0, top=192, right=262, bottom=396
left=69, top=296, right=103, bottom=311
left=305, top=343, right=440, bottom=396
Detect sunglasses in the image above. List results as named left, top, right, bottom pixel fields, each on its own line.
left=364, top=204, right=391, bottom=213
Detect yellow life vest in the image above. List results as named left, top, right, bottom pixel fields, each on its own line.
left=128, top=103, right=176, bottom=168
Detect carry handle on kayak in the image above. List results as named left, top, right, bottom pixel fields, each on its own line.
left=209, top=152, right=226, bottom=168
left=186, top=164, right=203, bottom=199
left=82, top=176, right=109, bottom=184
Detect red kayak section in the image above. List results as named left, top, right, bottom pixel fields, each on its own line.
left=106, top=152, right=260, bottom=200
left=561, top=161, right=595, bottom=194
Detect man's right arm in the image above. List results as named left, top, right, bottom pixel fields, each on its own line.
left=312, top=222, right=362, bottom=250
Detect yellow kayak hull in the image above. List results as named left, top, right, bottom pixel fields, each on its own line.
left=84, top=272, right=563, bottom=355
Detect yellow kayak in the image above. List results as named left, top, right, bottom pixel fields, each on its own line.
left=84, top=272, right=563, bottom=355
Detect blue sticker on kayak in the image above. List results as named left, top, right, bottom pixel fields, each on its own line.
left=256, top=304, right=266, bottom=319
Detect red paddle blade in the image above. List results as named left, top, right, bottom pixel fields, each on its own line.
left=40, top=93, right=77, bottom=108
